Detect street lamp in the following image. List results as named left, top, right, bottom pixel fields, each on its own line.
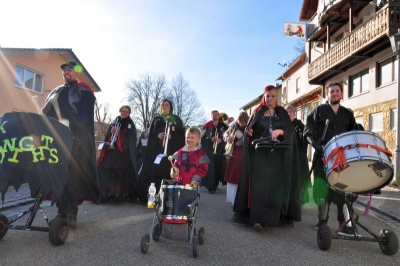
left=389, top=32, right=400, bottom=178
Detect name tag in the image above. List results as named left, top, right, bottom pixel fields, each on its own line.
left=141, top=138, right=148, bottom=146
left=154, top=154, right=166, bottom=164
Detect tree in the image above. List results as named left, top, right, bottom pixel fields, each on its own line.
left=94, top=101, right=112, bottom=142
left=288, top=39, right=306, bottom=66
left=125, top=73, right=168, bottom=130
left=165, top=73, right=206, bottom=126
left=293, top=39, right=306, bottom=56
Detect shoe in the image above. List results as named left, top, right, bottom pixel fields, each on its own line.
left=208, top=189, right=216, bottom=194
left=338, top=221, right=355, bottom=237
left=253, top=223, right=262, bottom=232
left=67, top=216, right=77, bottom=229
left=314, top=220, right=327, bottom=230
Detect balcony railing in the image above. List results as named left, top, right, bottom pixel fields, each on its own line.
left=309, top=4, right=400, bottom=81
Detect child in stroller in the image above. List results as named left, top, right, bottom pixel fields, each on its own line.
left=140, top=126, right=210, bottom=258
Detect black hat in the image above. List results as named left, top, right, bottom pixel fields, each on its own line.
left=60, top=60, right=78, bottom=69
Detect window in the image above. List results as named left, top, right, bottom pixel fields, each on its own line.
left=369, top=112, right=383, bottom=132
left=14, top=65, right=44, bottom=93
left=296, top=77, right=301, bottom=93
left=377, top=57, right=398, bottom=86
left=349, top=69, right=369, bottom=97
left=391, top=109, right=397, bottom=130
left=355, top=117, right=364, bottom=130
left=355, top=117, right=363, bottom=126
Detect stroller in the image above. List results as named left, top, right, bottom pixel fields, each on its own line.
left=140, top=179, right=205, bottom=258
left=0, top=112, right=73, bottom=246
left=316, top=131, right=399, bottom=255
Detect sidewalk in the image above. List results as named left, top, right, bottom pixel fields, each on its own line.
left=1, top=182, right=399, bottom=223
left=0, top=183, right=35, bottom=211
left=353, top=186, right=400, bottom=222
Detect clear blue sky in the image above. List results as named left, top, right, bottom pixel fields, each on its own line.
left=1, top=0, right=304, bottom=122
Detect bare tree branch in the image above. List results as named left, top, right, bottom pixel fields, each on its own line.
left=94, top=101, right=112, bottom=142
left=125, top=73, right=168, bottom=130
left=168, top=73, right=206, bottom=126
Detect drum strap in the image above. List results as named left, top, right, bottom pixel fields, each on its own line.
left=322, top=143, right=393, bottom=177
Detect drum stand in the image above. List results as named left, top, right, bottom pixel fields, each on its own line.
left=317, top=193, right=399, bottom=255
left=0, top=191, right=69, bottom=246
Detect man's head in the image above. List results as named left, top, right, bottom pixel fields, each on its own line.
left=211, top=110, right=219, bottom=121
left=326, top=82, right=343, bottom=105
left=60, top=61, right=82, bottom=82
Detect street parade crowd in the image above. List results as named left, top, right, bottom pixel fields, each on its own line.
left=9, top=60, right=361, bottom=237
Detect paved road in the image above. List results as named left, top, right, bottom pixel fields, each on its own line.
left=0, top=185, right=399, bottom=266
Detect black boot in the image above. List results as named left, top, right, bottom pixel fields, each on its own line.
left=66, top=201, right=78, bottom=229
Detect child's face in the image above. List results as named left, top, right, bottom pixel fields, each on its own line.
left=186, top=132, right=200, bottom=149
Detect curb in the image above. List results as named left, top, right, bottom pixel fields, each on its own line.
left=355, top=200, right=400, bottom=223
left=0, top=198, right=36, bottom=212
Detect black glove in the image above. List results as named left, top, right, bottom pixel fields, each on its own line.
left=306, top=136, right=323, bottom=154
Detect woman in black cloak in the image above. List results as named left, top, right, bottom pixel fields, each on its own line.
left=97, top=105, right=138, bottom=202
left=233, top=85, right=301, bottom=231
left=137, top=99, right=185, bottom=202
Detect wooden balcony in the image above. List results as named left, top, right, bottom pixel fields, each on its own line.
left=308, top=3, right=400, bottom=84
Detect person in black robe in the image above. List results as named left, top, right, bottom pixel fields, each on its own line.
left=42, top=60, right=100, bottom=228
left=201, top=110, right=228, bottom=194
left=286, top=105, right=311, bottom=211
left=233, top=85, right=299, bottom=231
left=137, top=99, right=185, bottom=202
left=304, top=82, right=357, bottom=236
left=97, top=105, right=138, bottom=202
left=136, top=124, right=149, bottom=171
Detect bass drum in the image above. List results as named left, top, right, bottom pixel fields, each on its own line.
left=323, top=131, right=393, bottom=193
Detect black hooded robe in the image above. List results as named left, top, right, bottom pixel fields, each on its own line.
left=42, top=82, right=100, bottom=203
left=233, top=106, right=301, bottom=226
left=97, top=116, right=138, bottom=200
left=137, top=114, right=185, bottom=201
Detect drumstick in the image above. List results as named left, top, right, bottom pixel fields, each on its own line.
left=320, top=119, right=329, bottom=143
left=168, top=155, right=174, bottom=167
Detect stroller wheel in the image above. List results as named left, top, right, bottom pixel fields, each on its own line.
left=198, top=227, right=205, bottom=245
left=0, top=214, right=8, bottom=240
left=192, top=236, right=199, bottom=258
left=379, top=229, right=399, bottom=256
left=152, top=223, right=161, bottom=241
left=317, top=224, right=332, bottom=251
left=140, top=234, right=150, bottom=254
left=49, top=216, right=69, bottom=246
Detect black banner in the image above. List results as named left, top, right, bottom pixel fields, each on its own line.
left=0, top=112, right=73, bottom=203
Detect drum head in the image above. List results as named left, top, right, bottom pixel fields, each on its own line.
left=326, top=159, right=393, bottom=193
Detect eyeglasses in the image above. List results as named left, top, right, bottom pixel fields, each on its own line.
left=62, top=67, right=74, bottom=72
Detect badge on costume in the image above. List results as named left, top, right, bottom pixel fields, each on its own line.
left=128, top=124, right=131, bottom=129
left=154, top=153, right=166, bottom=164
left=172, top=126, right=175, bottom=131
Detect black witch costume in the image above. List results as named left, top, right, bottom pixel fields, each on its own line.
left=97, top=116, right=138, bottom=201
left=42, top=80, right=100, bottom=222
left=201, top=121, right=228, bottom=193
left=233, top=105, right=302, bottom=226
left=137, top=113, right=185, bottom=202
